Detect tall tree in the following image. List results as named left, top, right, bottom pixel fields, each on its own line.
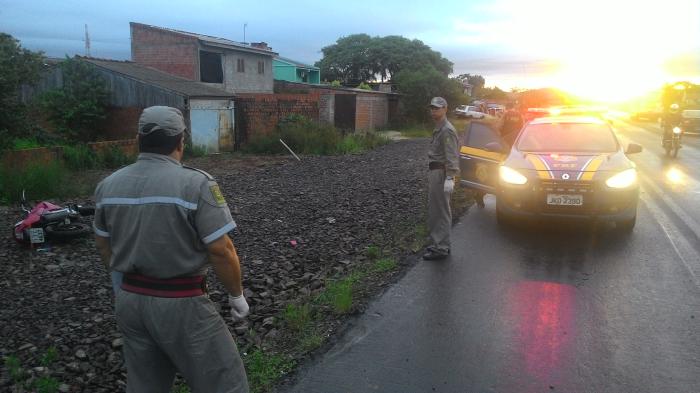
left=316, top=34, right=453, bottom=84
left=0, top=33, right=45, bottom=148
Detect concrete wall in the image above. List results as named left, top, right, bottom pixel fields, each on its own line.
left=222, top=51, right=274, bottom=94
left=319, top=93, right=335, bottom=125
left=130, top=23, right=198, bottom=80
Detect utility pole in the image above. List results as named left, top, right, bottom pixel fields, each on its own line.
left=243, top=23, right=247, bottom=44
left=84, top=24, right=91, bottom=57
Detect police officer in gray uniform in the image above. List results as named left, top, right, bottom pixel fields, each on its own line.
left=93, top=106, right=250, bottom=393
left=424, top=97, right=460, bottom=260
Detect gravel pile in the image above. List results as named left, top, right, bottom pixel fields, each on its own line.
left=0, top=138, right=471, bottom=391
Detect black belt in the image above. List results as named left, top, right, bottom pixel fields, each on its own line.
left=121, top=273, right=207, bottom=298
left=429, top=161, right=445, bottom=170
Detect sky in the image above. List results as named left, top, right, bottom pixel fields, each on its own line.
left=2, top=0, right=699, bottom=103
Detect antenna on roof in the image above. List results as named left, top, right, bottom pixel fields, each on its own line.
left=84, top=24, right=91, bottom=57
left=243, top=22, right=248, bottom=44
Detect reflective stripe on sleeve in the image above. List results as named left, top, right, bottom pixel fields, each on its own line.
left=202, top=221, right=237, bottom=244
left=93, top=223, right=110, bottom=237
left=96, top=197, right=198, bottom=210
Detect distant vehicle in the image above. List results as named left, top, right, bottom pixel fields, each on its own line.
left=682, top=109, right=700, bottom=133
left=629, top=108, right=661, bottom=122
left=458, top=116, right=643, bottom=232
left=455, top=105, right=485, bottom=119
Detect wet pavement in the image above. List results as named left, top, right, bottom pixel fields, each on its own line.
left=279, top=121, right=700, bottom=393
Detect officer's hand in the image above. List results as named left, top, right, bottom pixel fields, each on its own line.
left=444, top=177, right=455, bottom=193
left=228, top=294, right=250, bottom=322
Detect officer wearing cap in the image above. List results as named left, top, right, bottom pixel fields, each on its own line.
left=425, top=97, right=460, bottom=260
left=93, top=106, right=250, bottom=392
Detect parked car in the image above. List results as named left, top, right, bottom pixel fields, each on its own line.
left=455, top=105, right=485, bottom=119
left=458, top=116, right=643, bottom=232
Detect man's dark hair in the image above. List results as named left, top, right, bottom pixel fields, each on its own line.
left=138, top=128, right=184, bottom=155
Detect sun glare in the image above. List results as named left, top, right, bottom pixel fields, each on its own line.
left=466, top=0, right=700, bottom=103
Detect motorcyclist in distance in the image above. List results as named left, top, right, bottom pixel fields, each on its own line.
left=662, top=103, right=682, bottom=147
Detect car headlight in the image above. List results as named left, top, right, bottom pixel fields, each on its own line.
left=500, top=166, right=528, bottom=185
left=605, top=168, right=637, bottom=188
left=673, top=126, right=682, bottom=134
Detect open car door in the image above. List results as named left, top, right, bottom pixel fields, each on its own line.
left=459, top=121, right=508, bottom=193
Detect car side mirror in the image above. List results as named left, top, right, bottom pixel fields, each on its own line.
left=484, top=141, right=505, bottom=153
left=625, top=143, right=642, bottom=154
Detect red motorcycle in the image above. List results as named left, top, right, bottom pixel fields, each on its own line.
left=13, top=191, right=94, bottom=245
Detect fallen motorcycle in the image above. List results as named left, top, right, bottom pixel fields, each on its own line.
left=13, top=191, right=95, bottom=245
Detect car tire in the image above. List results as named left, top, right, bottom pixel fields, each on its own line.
left=615, top=216, right=636, bottom=233
left=496, top=203, right=515, bottom=228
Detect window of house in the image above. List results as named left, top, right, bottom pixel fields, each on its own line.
left=199, top=51, right=223, bottom=83
left=237, top=58, right=245, bottom=73
left=257, top=60, right=265, bottom=74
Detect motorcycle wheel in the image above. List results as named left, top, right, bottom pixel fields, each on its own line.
left=672, top=143, right=680, bottom=158
left=45, top=223, right=91, bottom=240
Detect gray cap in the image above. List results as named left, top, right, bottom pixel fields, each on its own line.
left=429, top=97, right=448, bottom=108
left=138, top=106, right=186, bottom=136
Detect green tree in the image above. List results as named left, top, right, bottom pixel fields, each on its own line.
left=0, top=33, right=46, bottom=149
left=455, top=73, right=486, bottom=96
left=316, top=34, right=453, bottom=85
left=479, top=86, right=509, bottom=100
left=40, top=57, right=108, bottom=142
left=393, top=66, right=465, bottom=123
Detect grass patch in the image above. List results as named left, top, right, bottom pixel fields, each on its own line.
left=244, top=349, right=295, bottom=393
left=0, top=161, right=69, bottom=203
left=184, top=143, right=209, bottom=158
left=283, top=303, right=312, bottom=332
left=40, top=346, right=58, bottom=367
left=365, top=245, right=381, bottom=260
left=97, top=145, right=135, bottom=169
left=63, top=144, right=98, bottom=170
left=372, top=258, right=397, bottom=273
left=12, top=138, right=43, bottom=150
left=299, top=333, right=324, bottom=352
left=4, top=355, right=24, bottom=382
left=34, top=376, right=60, bottom=393
left=171, top=383, right=191, bottom=393
left=243, top=115, right=388, bottom=156
left=316, top=272, right=364, bottom=314
left=410, top=223, right=429, bottom=253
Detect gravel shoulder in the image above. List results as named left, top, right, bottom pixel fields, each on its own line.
left=0, top=138, right=474, bottom=392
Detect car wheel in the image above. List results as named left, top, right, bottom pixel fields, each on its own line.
left=496, top=203, right=515, bottom=228
left=615, top=216, right=636, bottom=233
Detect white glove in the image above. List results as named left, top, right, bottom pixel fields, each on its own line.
left=444, top=177, right=455, bottom=193
left=228, top=294, right=250, bottom=322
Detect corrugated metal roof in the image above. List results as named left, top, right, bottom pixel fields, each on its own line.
left=80, top=57, right=235, bottom=98
left=274, top=56, right=319, bottom=70
left=132, top=22, right=278, bottom=56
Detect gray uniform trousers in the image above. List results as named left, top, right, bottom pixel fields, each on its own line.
left=427, top=168, right=452, bottom=253
left=116, top=291, right=249, bottom=393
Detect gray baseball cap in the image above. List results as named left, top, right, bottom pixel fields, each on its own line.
left=138, top=106, right=186, bottom=136
left=429, top=97, right=448, bottom=108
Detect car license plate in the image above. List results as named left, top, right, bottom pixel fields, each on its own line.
left=547, top=194, right=583, bottom=206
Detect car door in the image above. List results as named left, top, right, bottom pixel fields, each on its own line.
left=459, top=121, right=508, bottom=193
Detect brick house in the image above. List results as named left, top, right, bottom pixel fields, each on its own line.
left=130, top=22, right=276, bottom=94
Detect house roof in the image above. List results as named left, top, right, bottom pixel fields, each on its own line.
left=131, top=22, right=278, bottom=56
left=80, top=57, right=235, bottom=98
left=274, top=56, right=319, bottom=70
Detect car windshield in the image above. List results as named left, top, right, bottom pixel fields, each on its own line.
left=517, top=122, right=618, bottom=153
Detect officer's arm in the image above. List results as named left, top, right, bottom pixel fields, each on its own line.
left=94, top=235, right=112, bottom=270
left=207, top=234, right=244, bottom=297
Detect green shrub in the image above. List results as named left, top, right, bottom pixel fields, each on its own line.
left=357, top=82, right=372, bottom=90
left=372, top=258, right=397, bottom=273
left=0, top=161, right=67, bottom=203
left=63, top=144, right=98, bottom=170
left=365, top=245, right=381, bottom=260
left=184, top=143, right=208, bottom=158
left=40, top=347, right=58, bottom=367
left=316, top=273, right=363, bottom=314
left=4, top=355, right=24, bottom=382
left=97, top=146, right=134, bottom=169
left=12, top=138, right=43, bottom=150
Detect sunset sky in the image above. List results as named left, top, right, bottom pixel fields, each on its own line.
left=2, top=0, right=698, bottom=103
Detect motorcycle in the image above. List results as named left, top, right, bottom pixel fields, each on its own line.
left=13, top=191, right=95, bottom=245
left=663, top=126, right=683, bottom=158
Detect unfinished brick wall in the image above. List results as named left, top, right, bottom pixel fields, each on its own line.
left=130, top=23, right=198, bottom=80
left=235, top=93, right=320, bottom=147
left=88, top=139, right=138, bottom=157
left=1, top=147, right=64, bottom=171
left=356, top=94, right=389, bottom=132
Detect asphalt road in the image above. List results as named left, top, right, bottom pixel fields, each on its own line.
left=279, top=120, right=700, bottom=393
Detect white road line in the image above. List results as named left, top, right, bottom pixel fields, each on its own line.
left=638, top=174, right=700, bottom=237
left=640, top=191, right=700, bottom=289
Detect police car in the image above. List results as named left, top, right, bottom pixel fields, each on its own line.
left=459, top=116, right=643, bottom=231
